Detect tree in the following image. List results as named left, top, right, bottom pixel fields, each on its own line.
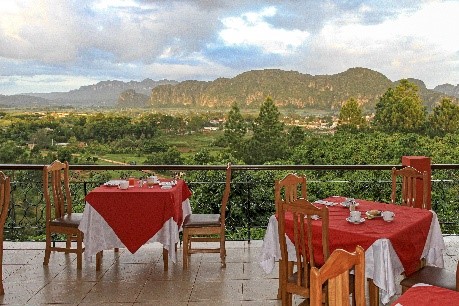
left=373, top=80, right=426, bottom=132
left=244, top=97, right=286, bottom=164
left=287, top=126, right=305, bottom=147
left=429, top=98, right=459, bottom=135
left=337, top=98, right=367, bottom=131
left=223, top=102, right=247, bottom=157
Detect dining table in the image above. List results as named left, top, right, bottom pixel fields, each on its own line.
left=391, top=284, right=459, bottom=305
left=79, top=179, right=192, bottom=270
left=259, top=196, right=445, bottom=305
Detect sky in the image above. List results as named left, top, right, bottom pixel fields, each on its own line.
left=0, top=0, right=458, bottom=95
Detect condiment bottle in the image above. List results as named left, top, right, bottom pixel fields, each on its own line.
left=349, top=200, right=356, bottom=212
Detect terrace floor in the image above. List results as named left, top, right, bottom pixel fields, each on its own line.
left=1, top=237, right=458, bottom=305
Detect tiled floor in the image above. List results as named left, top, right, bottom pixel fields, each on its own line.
left=1, top=238, right=458, bottom=305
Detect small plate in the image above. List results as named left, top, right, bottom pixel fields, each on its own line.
left=346, top=217, right=365, bottom=224
left=161, top=185, right=173, bottom=190
left=365, top=210, right=382, bottom=219
left=314, top=200, right=336, bottom=206
left=104, top=180, right=124, bottom=187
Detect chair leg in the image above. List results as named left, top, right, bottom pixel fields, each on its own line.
left=66, top=235, right=72, bottom=254
left=183, top=230, right=189, bottom=269
left=43, top=233, right=51, bottom=266
left=114, top=248, right=119, bottom=252
left=368, top=278, right=379, bottom=306
left=220, top=235, right=226, bottom=268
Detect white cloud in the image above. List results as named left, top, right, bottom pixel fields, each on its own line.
left=306, top=1, right=459, bottom=87
left=219, top=6, right=310, bottom=55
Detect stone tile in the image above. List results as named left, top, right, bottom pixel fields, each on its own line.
left=136, top=280, right=192, bottom=302
left=26, top=280, right=96, bottom=304
left=82, top=281, right=145, bottom=303
left=196, top=262, right=245, bottom=281
left=242, top=278, right=279, bottom=301
left=190, top=280, right=243, bottom=302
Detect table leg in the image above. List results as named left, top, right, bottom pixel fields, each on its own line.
left=96, top=251, right=102, bottom=271
left=368, top=278, right=379, bottom=306
left=163, top=247, right=168, bottom=271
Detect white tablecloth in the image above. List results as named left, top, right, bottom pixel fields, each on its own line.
left=79, top=199, right=192, bottom=264
left=259, top=211, right=445, bottom=304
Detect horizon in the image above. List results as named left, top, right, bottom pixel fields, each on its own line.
left=1, top=1, right=458, bottom=95
left=14, top=67, right=457, bottom=96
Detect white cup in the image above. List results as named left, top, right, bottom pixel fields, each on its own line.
left=382, top=211, right=395, bottom=222
left=350, top=211, right=361, bottom=222
left=119, top=180, right=129, bottom=189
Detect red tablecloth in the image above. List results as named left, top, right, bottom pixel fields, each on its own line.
left=85, top=180, right=192, bottom=253
left=391, top=285, right=459, bottom=305
left=282, top=196, right=432, bottom=275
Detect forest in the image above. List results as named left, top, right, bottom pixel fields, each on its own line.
left=1, top=79, right=459, bottom=238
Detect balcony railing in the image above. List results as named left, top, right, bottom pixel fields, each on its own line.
left=0, top=163, right=458, bottom=241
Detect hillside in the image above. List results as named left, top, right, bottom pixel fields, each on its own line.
left=26, top=78, right=178, bottom=107
left=0, top=67, right=455, bottom=110
left=148, top=68, right=448, bottom=111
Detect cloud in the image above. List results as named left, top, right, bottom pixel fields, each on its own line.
left=0, top=0, right=458, bottom=93
left=219, top=6, right=310, bottom=55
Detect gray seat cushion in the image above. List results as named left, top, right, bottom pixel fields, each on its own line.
left=183, top=214, right=221, bottom=228
left=50, top=213, right=83, bottom=228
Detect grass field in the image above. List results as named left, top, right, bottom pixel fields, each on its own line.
left=97, top=130, right=224, bottom=165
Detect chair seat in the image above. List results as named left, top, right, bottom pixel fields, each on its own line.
left=183, top=214, right=221, bottom=228
left=400, top=266, right=456, bottom=290
left=50, top=213, right=83, bottom=228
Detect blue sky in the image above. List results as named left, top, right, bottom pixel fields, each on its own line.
left=0, top=0, right=458, bottom=94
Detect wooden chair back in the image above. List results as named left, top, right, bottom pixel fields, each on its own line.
left=43, top=160, right=73, bottom=221
left=310, top=246, right=366, bottom=306
left=391, top=166, right=429, bottom=209
left=278, top=198, right=329, bottom=302
left=275, top=173, right=307, bottom=214
left=0, top=172, right=11, bottom=295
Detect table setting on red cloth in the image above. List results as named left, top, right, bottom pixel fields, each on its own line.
left=80, top=179, right=192, bottom=268
left=391, top=284, right=459, bottom=305
left=259, top=196, right=445, bottom=304
left=84, top=179, right=191, bottom=253
left=282, top=196, right=433, bottom=275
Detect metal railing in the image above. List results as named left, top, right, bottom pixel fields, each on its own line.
left=1, top=163, right=458, bottom=241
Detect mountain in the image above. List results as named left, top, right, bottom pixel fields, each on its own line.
left=26, top=78, right=178, bottom=107
left=0, top=94, right=53, bottom=108
left=434, top=84, right=459, bottom=98
left=148, top=68, right=449, bottom=111
left=0, top=68, right=454, bottom=110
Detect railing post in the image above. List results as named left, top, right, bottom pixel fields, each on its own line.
left=247, top=177, right=252, bottom=243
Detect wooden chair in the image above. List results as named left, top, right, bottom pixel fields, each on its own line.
left=277, top=197, right=329, bottom=306
left=182, top=163, right=231, bottom=269
left=43, top=160, right=84, bottom=269
left=391, top=166, right=429, bottom=209
left=0, top=172, right=11, bottom=295
left=274, top=173, right=307, bottom=214
left=400, top=260, right=459, bottom=293
left=310, top=246, right=366, bottom=306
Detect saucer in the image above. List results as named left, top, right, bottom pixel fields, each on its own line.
left=314, top=200, right=336, bottom=206
left=346, top=217, right=365, bottom=224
